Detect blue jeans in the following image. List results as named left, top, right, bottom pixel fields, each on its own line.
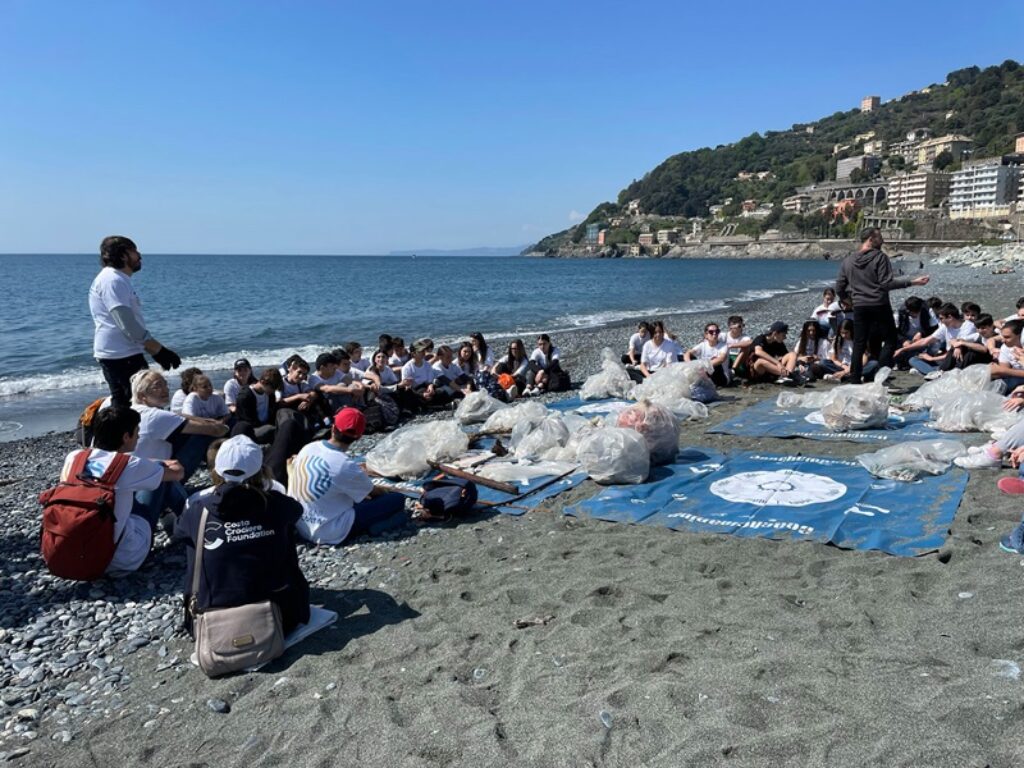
left=347, top=493, right=407, bottom=540
left=909, top=357, right=938, bottom=375
left=132, top=433, right=214, bottom=530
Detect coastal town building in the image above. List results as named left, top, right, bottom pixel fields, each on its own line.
left=626, top=200, right=641, bottom=216
left=862, top=139, right=886, bottom=156
left=655, top=229, right=679, bottom=245
left=887, top=171, right=951, bottom=211
left=836, top=155, right=881, bottom=183
left=782, top=193, right=813, bottom=213
left=916, top=134, right=972, bottom=166
left=1017, top=133, right=1024, bottom=154
left=860, top=96, right=880, bottom=113
left=585, top=223, right=600, bottom=244
left=597, top=229, right=607, bottom=246
left=638, top=232, right=655, bottom=246
left=854, top=131, right=876, bottom=145
left=950, top=158, right=1020, bottom=219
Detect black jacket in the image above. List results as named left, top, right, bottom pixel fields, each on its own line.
left=835, top=248, right=912, bottom=308
left=235, top=385, right=277, bottom=428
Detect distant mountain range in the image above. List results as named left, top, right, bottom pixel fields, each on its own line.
left=388, top=246, right=528, bottom=257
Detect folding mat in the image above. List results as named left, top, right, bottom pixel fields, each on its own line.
left=565, top=447, right=966, bottom=556
left=706, top=398, right=942, bottom=444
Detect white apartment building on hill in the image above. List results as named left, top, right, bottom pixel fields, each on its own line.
left=950, top=159, right=1020, bottom=219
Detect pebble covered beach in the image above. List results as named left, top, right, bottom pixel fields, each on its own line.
left=3, top=255, right=1024, bottom=766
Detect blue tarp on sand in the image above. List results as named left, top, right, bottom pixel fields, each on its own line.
left=706, top=398, right=941, bottom=444
left=565, top=447, right=966, bottom=556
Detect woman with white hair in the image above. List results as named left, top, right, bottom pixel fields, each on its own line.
left=130, top=369, right=228, bottom=523
left=175, top=435, right=310, bottom=636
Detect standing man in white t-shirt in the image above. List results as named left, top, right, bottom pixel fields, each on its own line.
left=89, top=236, right=182, bottom=407
left=288, top=408, right=407, bottom=545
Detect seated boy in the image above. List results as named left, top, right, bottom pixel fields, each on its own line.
left=749, top=322, right=799, bottom=384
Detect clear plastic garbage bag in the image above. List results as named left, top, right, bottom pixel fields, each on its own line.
left=476, top=459, right=578, bottom=484
left=856, top=439, right=966, bottom=481
left=903, top=364, right=1002, bottom=411
left=481, top=401, right=549, bottom=434
left=615, top=399, right=680, bottom=465
left=576, top=427, right=650, bottom=485
left=930, top=391, right=1023, bottom=433
left=455, top=390, right=508, bottom=424
left=820, top=383, right=889, bottom=431
left=365, top=420, right=469, bottom=479
left=581, top=348, right=636, bottom=401
left=513, top=414, right=571, bottom=460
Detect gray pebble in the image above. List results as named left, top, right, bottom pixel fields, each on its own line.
left=206, top=698, right=231, bottom=714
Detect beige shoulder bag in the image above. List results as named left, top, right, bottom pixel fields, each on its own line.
left=190, top=506, right=284, bottom=677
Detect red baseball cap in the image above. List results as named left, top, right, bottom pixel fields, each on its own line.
left=333, top=407, right=366, bottom=439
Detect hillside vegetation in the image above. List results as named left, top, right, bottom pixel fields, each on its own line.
left=529, top=60, right=1024, bottom=252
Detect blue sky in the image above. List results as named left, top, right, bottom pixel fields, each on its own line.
left=1, top=1, right=1021, bottom=254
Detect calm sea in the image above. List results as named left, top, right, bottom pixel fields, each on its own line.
left=0, top=254, right=839, bottom=440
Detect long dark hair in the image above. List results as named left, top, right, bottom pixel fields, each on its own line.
left=506, top=338, right=527, bottom=365
left=458, top=342, right=478, bottom=373
left=797, top=321, right=819, bottom=356
left=470, top=332, right=489, bottom=364
left=834, top=319, right=853, bottom=358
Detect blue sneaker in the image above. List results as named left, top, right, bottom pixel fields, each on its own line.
left=1000, top=529, right=1024, bottom=554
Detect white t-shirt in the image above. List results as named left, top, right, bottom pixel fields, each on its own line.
left=689, top=339, right=727, bottom=362
left=641, top=339, right=681, bottom=371
left=628, top=333, right=647, bottom=356
left=60, top=449, right=164, bottom=574
left=281, top=378, right=309, bottom=397
left=836, top=339, right=853, bottom=367
left=529, top=347, right=561, bottom=370
left=388, top=353, right=410, bottom=367
left=930, top=320, right=979, bottom=346
left=308, top=370, right=343, bottom=389
left=811, top=303, right=832, bottom=328
left=132, top=405, right=185, bottom=460
left=432, top=360, right=465, bottom=382
left=183, top=392, right=228, bottom=419
left=998, top=344, right=1024, bottom=370
left=249, top=387, right=270, bottom=423
left=401, top=359, right=436, bottom=387
left=89, top=268, right=146, bottom=360
left=725, top=333, right=751, bottom=360
left=476, top=348, right=495, bottom=370
left=288, top=440, right=374, bottom=545
left=223, top=379, right=242, bottom=407
left=351, top=358, right=370, bottom=372
left=371, top=366, right=399, bottom=386
left=814, top=338, right=831, bottom=359
left=170, top=389, right=187, bottom=415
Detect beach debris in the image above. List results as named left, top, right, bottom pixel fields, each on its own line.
left=632, top=361, right=714, bottom=416
left=616, top=399, right=680, bottom=466
left=455, top=391, right=508, bottom=424
left=856, top=440, right=966, bottom=481
left=577, top=427, right=650, bottom=484
left=599, top=710, right=613, bottom=729
left=991, top=659, right=1021, bottom=680
left=206, top=698, right=231, bottom=714
left=820, top=377, right=890, bottom=431
left=581, top=348, right=635, bottom=401
left=513, top=615, right=555, bottom=629
left=480, top=401, right=549, bottom=435
left=472, top=668, right=487, bottom=682
left=958, top=591, right=974, bottom=599
left=930, top=391, right=1022, bottom=433
left=903, top=365, right=1002, bottom=411
left=366, top=421, right=469, bottom=479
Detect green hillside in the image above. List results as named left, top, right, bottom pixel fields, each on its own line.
left=529, top=60, right=1024, bottom=252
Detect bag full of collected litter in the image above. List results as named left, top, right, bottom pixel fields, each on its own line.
left=903, top=364, right=1001, bottom=411
left=930, top=391, right=1022, bottom=433
left=581, top=348, right=635, bottom=401
left=631, top=362, right=712, bottom=420
left=365, top=421, right=469, bottom=479
left=856, top=440, right=966, bottom=481
left=576, top=427, right=650, bottom=484
left=455, top=390, right=508, bottom=424
left=512, top=414, right=571, bottom=460
left=481, top=401, right=549, bottom=434
left=615, top=399, right=680, bottom=465
left=819, top=383, right=889, bottom=431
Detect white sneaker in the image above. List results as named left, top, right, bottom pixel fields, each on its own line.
left=924, top=371, right=943, bottom=381
left=823, top=374, right=836, bottom=382
left=507, top=385, right=519, bottom=399
left=953, top=451, right=1002, bottom=469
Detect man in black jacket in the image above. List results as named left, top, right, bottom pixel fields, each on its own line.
left=230, top=368, right=308, bottom=483
left=835, top=228, right=929, bottom=383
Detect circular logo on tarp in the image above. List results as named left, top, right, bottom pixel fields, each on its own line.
left=710, top=470, right=847, bottom=507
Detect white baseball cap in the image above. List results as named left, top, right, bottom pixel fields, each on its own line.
left=214, top=435, right=263, bottom=483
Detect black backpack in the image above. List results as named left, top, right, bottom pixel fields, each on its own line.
left=420, top=477, right=478, bottom=519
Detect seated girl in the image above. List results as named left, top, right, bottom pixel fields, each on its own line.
left=182, top=374, right=229, bottom=421
left=683, top=323, right=730, bottom=386
left=528, top=334, right=569, bottom=394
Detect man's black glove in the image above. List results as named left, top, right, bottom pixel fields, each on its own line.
left=153, top=346, right=182, bottom=370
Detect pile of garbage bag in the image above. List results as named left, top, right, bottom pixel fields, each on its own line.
left=580, top=348, right=635, bottom=401
left=365, top=421, right=469, bottom=479
left=632, top=361, right=713, bottom=419
left=930, top=391, right=1022, bottom=433
left=481, top=401, right=549, bottom=433
left=615, top=399, right=680, bottom=465
left=820, top=383, right=890, bottom=431
left=903, top=365, right=1001, bottom=411
left=856, top=440, right=966, bottom=481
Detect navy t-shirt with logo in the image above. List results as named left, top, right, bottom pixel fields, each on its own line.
left=175, top=484, right=309, bottom=633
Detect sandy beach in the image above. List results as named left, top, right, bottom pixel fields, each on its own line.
left=3, top=260, right=1024, bottom=767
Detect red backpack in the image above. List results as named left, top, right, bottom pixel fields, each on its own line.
left=39, top=450, right=130, bottom=581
